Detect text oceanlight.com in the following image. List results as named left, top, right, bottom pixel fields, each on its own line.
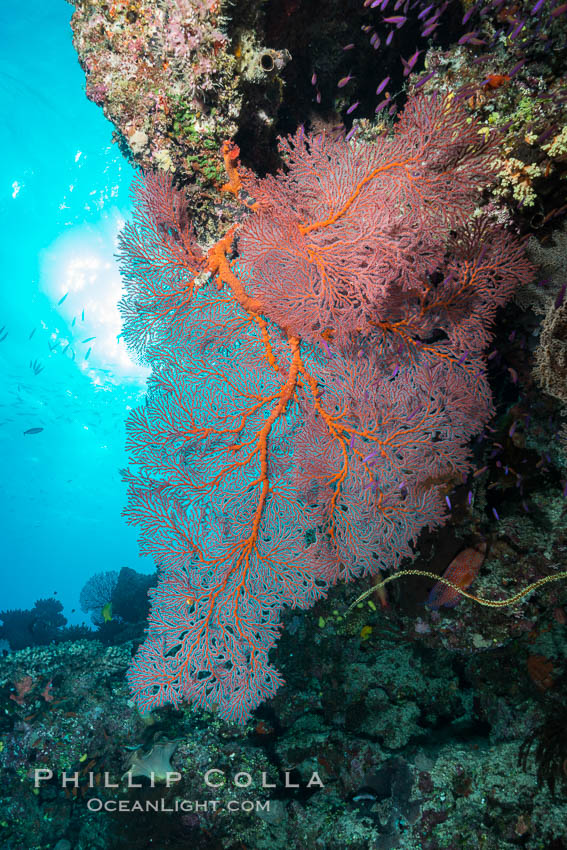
left=87, top=798, right=271, bottom=813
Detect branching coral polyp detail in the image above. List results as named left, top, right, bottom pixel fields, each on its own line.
left=119, top=93, right=533, bottom=722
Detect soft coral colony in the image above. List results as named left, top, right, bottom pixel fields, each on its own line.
left=119, top=92, right=533, bottom=723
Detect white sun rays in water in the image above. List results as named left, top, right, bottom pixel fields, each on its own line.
left=40, top=208, right=150, bottom=387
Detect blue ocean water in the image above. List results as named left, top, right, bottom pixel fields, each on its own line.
left=0, top=1, right=150, bottom=623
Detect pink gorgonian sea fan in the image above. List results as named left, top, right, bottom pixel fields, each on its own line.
left=118, top=92, right=534, bottom=722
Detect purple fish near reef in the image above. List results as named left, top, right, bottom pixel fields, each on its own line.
left=458, top=30, right=479, bottom=44
left=462, top=5, right=476, bottom=24
left=509, top=19, right=525, bottom=38
left=402, top=49, right=421, bottom=76
left=415, top=71, right=436, bottom=89
left=338, top=73, right=355, bottom=88
left=509, top=59, right=526, bottom=76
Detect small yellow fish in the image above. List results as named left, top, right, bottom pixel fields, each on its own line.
left=101, top=602, right=113, bottom=623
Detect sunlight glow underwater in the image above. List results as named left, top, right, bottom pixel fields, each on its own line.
left=0, top=0, right=152, bottom=624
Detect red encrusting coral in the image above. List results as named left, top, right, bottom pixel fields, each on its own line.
left=119, top=92, right=534, bottom=723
